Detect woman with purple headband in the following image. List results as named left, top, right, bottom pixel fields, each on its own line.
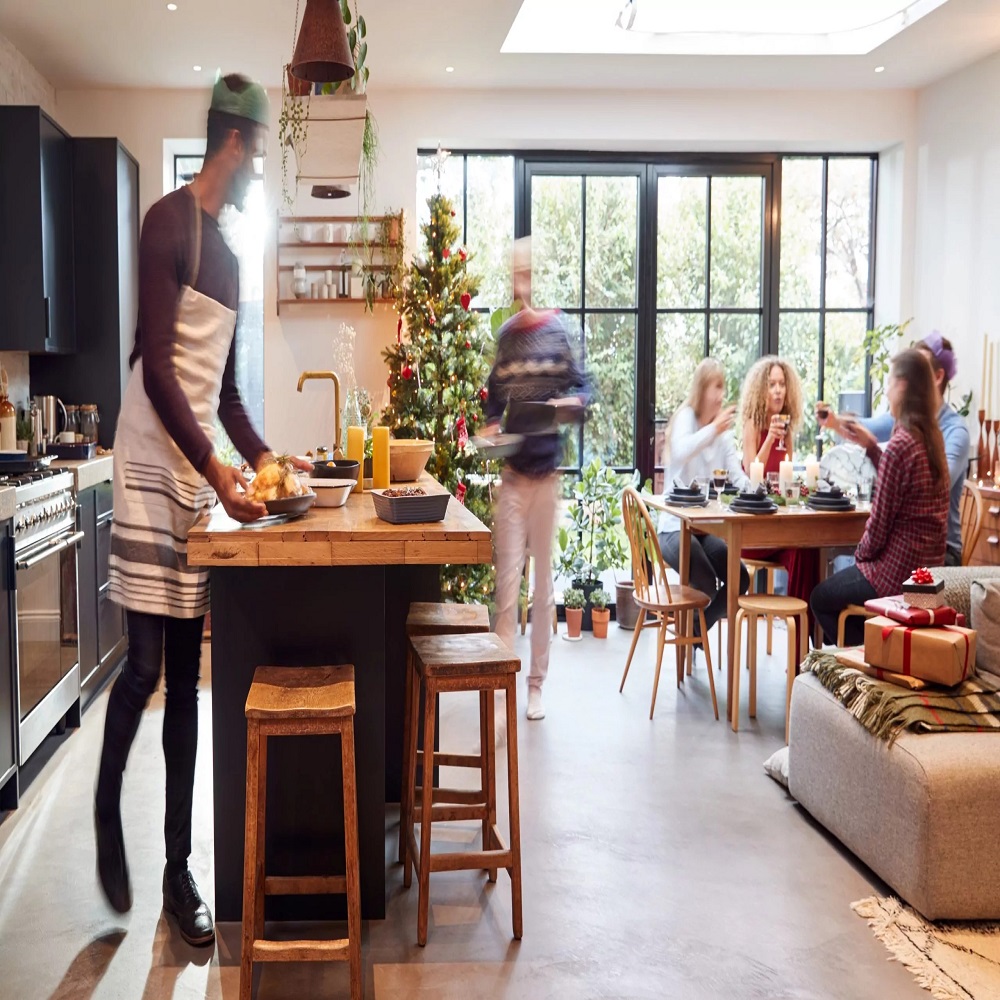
left=817, top=330, right=969, bottom=566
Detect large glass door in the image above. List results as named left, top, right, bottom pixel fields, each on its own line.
left=651, top=164, right=775, bottom=492
left=525, top=164, right=642, bottom=475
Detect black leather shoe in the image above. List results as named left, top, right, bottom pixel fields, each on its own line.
left=162, top=866, right=215, bottom=946
left=95, top=805, right=132, bottom=914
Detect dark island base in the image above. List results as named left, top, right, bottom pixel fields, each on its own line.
left=210, top=563, right=440, bottom=922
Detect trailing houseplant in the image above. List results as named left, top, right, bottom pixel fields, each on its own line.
left=279, top=66, right=310, bottom=212
left=589, top=589, right=611, bottom=639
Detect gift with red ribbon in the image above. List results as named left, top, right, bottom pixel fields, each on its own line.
left=902, top=567, right=946, bottom=609
left=863, top=615, right=976, bottom=687
left=835, top=646, right=929, bottom=690
left=864, top=596, right=966, bottom=628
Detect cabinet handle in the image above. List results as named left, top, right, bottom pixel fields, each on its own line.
left=989, top=536, right=999, bottom=547
left=990, top=506, right=1000, bottom=517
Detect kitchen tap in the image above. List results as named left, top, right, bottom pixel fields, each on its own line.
left=296, top=371, right=343, bottom=457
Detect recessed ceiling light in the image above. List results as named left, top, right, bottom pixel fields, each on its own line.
left=874, top=65, right=886, bottom=72
left=166, top=2, right=178, bottom=9
left=193, top=65, right=202, bottom=72
left=445, top=66, right=455, bottom=73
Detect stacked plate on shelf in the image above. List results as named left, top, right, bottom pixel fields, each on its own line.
left=806, top=486, right=856, bottom=512
left=729, top=490, right=778, bottom=515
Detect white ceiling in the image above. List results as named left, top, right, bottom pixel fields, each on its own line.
left=0, top=0, right=999, bottom=92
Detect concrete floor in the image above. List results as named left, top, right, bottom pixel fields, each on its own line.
left=0, top=621, right=920, bottom=1000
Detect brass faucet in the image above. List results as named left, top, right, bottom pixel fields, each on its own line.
left=296, top=371, right=343, bottom=457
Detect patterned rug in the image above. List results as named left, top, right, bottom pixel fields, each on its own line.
left=853, top=896, right=1000, bottom=999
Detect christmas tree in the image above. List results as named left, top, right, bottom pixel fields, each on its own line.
left=382, top=192, right=495, bottom=604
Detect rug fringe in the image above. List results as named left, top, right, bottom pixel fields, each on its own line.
left=852, top=897, right=973, bottom=1000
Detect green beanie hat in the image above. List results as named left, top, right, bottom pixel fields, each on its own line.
left=210, top=72, right=270, bottom=127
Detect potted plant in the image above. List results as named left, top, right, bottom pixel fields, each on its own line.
left=554, top=459, right=638, bottom=630
left=563, top=588, right=585, bottom=640
left=589, top=589, right=611, bottom=639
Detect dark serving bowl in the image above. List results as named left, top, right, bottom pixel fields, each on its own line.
left=312, top=459, right=360, bottom=480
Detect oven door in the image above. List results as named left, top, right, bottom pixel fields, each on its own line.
left=15, top=530, right=84, bottom=765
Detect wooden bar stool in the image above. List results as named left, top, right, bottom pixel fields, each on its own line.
left=241, top=666, right=362, bottom=1000
left=403, top=632, right=522, bottom=946
left=398, top=602, right=491, bottom=865
left=729, top=595, right=808, bottom=742
left=743, top=558, right=784, bottom=655
left=837, top=604, right=875, bottom=647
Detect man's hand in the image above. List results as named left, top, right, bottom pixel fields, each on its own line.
left=205, top=455, right=267, bottom=523
left=289, top=456, right=313, bottom=474
left=840, top=418, right=877, bottom=452
left=815, top=402, right=842, bottom=434
left=712, top=405, right=736, bottom=436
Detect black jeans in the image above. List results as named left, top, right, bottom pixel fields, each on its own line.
left=810, top=565, right=877, bottom=647
left=659, top=531, right=750, bottom=633
left=96, top=610, right=205, bottom=865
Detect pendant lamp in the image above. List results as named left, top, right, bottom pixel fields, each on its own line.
left=291, top=0, right=354, bottom=84
left=311, top=184, right=351, bottom=199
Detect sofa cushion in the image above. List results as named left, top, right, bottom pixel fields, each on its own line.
left=971, top=580, right=1000, bottom=679
left=932, top=566, right=1000, bottom=621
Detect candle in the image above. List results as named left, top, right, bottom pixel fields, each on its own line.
left=990, top=343, right=996, bottom=420
left=372, top=426, right=390, bottom=489
left=804, top=459, right=820, bottom=491
left=749, top=461, right=764, bottom=489
left=779, top=460, right=794, bottom=488
left=982, top=333, right=989, bottom=411
left=346, top=425, right=365, bottom=494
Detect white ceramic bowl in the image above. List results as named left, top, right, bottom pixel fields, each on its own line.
left=303, top=478, right=353, bottom=508
left=389, top=439, right=434, bottom=482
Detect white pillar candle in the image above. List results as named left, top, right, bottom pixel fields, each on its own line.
left=982, top=333, right=989, bottom=411
left=779, top=460, right=794, bottom=488
left=749, top=461, right=764, bottom=489
left=804, top=459, right=820, bottom=490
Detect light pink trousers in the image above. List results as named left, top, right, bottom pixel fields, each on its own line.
left=493, top=468, right=559, bottom=690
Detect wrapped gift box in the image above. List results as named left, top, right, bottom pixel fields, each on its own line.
left=903, top=572, right=946, bottom=609
left=864, top=615, right=976, bottom=686
left=835, top=647, right=929, bottom=690
left=864, top=596, right=965, bottom=628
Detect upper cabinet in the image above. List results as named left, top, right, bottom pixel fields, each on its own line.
left=0, top=107, right=76, bottom=354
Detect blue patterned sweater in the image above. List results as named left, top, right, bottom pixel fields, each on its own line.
left=486, top=309, right=591, bottom=476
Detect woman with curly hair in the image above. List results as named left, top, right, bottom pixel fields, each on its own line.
left=739, top=356, right=819, bottom=628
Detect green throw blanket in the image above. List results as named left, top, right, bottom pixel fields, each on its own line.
left=804, top=652, right=1000, bottom=744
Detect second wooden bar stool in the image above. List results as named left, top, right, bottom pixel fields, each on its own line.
left=403, top=632, right=523, bottom=946
left=241, top=666, right=362, bottom=1000
left=398, top=602, right=491, bottom=865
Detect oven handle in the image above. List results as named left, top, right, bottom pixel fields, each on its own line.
left=15, top=531, right=85, bottom=571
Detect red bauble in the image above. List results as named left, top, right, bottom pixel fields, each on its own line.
left=458, top=248, right=467, bottom=261
left=460, top=292, right=472, bottom=310
left=479, top=387, right=488, bottom=402
left=464, top=340, right=471, bottom=349
left=442, top=247, right=451, bottom=259
left=402, top=365, right=414, bottom=381
left=450, top=209, right=456, bottom=217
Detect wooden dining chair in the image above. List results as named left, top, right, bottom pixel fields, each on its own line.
left=961, top=480, right=985, bottom=566
left=618, top=487, right=718, bottom=721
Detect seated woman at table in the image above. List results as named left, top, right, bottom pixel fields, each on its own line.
left=657, top=358, right=750, bottom=632
left=738, top=355, right=819, bottom=626
left=811, top=349, right=949, bottom=646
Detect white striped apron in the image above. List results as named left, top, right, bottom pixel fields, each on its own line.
left=108, top=192, right=236, bottom=619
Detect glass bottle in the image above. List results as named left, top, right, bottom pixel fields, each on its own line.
left=80, top=404, right=100, bottom=444
left=0, top=391, right=14, bottom=451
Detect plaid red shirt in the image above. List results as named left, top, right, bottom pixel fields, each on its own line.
left=856, top=426, right=949, bottom=596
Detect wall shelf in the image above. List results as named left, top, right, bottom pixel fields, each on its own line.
left=278, top=298, right=395, bottom=307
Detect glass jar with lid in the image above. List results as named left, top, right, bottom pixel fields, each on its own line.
left=80, top=404, right=100, bottom=444
left=65, top=405, right=81, bottom=442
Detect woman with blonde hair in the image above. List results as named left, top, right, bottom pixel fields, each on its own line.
left=658, top=358, right=750, bottom=633
left=739, top=355, right=818, bottom=626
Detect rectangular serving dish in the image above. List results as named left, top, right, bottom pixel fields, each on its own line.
left=371, top=489, right=450, bottom=524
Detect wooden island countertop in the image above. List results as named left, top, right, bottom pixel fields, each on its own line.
left=188, top=473, right=492, bottom=568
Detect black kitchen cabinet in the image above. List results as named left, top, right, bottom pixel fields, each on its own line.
left=31, top=139, right=139, bottom=445
left=0, top=520, right=16, bottom=810
left=78, top=481, right=125, bottom=712
left=0, top=107, right=76, bottom=354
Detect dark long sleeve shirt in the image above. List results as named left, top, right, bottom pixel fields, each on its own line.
left=486, top=309, right=591, bottom=476
left=129, top=186, right=267, bottom=474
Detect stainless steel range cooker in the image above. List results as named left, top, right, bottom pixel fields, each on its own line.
left=5, top=469, right=83, bottom=765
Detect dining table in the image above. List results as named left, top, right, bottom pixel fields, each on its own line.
left=644, top=495, right=869, bottom=715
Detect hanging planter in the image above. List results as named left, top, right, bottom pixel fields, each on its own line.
left=293, top=92, right=367, bottom=185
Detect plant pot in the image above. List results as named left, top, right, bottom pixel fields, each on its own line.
left=295, top=93, right=368, bottom=184
left=565, top=607, right=583, bottom=639
left=616, top=580, right=640, bottom=630
left=591, top=607, right=610, bottom=638
left=574, top=578, right=602, bottom=631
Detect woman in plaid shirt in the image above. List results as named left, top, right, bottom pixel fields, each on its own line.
left=811, top=349, right=950, bottom=646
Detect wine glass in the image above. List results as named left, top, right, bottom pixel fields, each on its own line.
left=777, top=413, right=791, bottom=452
left=712, top=468, right=727, bottom=491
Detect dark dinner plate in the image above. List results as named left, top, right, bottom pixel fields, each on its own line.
left=730, top=499, right=778, bottom=515
left=667, top=494, right=708, bottom=507
left=263, top=492, right=316, bottom=517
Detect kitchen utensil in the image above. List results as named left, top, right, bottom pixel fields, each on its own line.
left=371, top=489, right=450, bottom=524
left=388, top=439, right=434, bottom=482
left=262, top=492, right=316, bottom=517
left=33, top=395, right=67, bottom=444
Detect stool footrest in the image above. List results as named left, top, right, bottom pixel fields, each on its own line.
left=430, top=849, right=512, bottom=873
left=419, top=803, right=486, bottom=823
left=416, top=750, right=482, bottom=769
left=414, top=785, right=484, bottom=806
left=252, top=938, right=350, bottom=963
left=264, top=875, right=346, bottom=897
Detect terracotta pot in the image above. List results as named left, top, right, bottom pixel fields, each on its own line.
left=565, top=607, right=583, bottom=639
left=591, top=607, right=610, bottom=638
left=616, top=580, right=640, bottom=630
left=286, top=65, right=311, bottom=97
left=574, top=578, right=602, bottom=631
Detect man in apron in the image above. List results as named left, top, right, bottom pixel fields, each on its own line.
left=95, top=74, right=299, bottom=946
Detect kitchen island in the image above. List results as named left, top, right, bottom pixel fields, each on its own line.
left=187, top=474, right=492, bottom=922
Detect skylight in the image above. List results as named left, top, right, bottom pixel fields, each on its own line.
left=502, top=0, right=950, bottom=56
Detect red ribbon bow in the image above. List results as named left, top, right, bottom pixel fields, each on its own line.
left=911, top=568, right=934, bottom=585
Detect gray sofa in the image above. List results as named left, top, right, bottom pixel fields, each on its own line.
left=788, top=567, right=1000, bottom=921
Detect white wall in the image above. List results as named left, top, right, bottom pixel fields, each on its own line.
left=56, top=84, right=919, bottom=454
left=0, top=32, right=57, bottom=411
left=914, top=51, right=1000, bottom=417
